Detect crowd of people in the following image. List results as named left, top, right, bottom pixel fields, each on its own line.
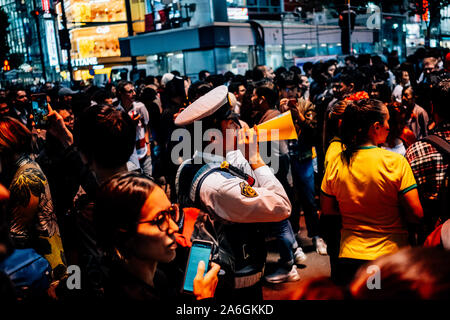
left=0, top=46, right=450, bottom=301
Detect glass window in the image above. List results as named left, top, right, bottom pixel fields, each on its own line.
left=230, top=46, right=250, bottom=75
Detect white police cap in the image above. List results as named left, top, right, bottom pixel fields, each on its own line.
left=175, top=85, right=234, bottom=126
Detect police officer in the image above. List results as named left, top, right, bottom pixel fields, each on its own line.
left=174, top=85, right=298, bottom=299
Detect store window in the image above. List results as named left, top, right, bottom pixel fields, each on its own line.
left=230, top=46, right=250, bottom=75
left=265, top=45, right=282, bottom=70
left=167, top=52, right=184, bottom=74
left=71, top=24, right=128, bottom=59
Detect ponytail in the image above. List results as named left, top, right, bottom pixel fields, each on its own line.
left=340, top=99, right=385, bottom=165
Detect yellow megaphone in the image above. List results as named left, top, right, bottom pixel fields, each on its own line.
left=251, top=110, right=298, bottom=142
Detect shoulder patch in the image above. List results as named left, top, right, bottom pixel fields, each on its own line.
left=239, top=182, right=258, bottom=198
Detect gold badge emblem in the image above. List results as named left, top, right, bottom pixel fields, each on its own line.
left=240, top=182, right=258, bottom=198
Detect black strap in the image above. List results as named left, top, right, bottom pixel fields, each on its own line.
left=422, top=135, right=450, bottom=159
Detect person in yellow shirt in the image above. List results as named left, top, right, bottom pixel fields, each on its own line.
left=320, top=99, right=423, bottom=285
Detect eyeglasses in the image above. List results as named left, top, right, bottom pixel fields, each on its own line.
left=138, top=204, right=180, bottom=232
left=125, top=88, right=136, bottom=94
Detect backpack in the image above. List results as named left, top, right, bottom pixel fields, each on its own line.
left=422, top=134, right=450, bottom=224
left=0, top=248, right=51, bottom=300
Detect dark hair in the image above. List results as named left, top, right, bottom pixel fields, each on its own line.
left=0, top=117, right=32, bottom=157
left=77, top=105, right=136, bottom=169
left=116, top=81, right=134, bottom=95
left=92, top=89, right=115, bottom=105
left=340, top=99, right=386, bottom=164
left=345, top=55, right=357, bottom=64
left=255, top=85, right=278, bottom=107
left=274, top=66, right=288, bottom=78
left=385, top=101, right=408, bottom=147
left=198, top=70, right=210, bottom=81
left=252, top=65, right=266, bottom=82
left=275, top=71, right=299, bottom=90
left=424, top=48, right=441, bottom=60
left=370, top=82, right=392, bottom=104
left=228, top=82, right=244, bottom=95
left=165, top=76, right=186, bottom=100
left=187, top=81, right=213, bottom=103
left=351, top=247, right=450, bottom=299
left=224, top=71, right=235, bottom=83
left=302, top=62, right=313, bottom=74
left=143, top=76, right=156, bottom=86
left=95, top=172, right=158, bottom=259
left=431, top=78, right=450, bottom=121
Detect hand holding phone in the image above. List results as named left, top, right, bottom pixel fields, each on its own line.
left=30, top=93, right=49, bottom=128
left=193, top=260, right=220, bottom=300
left=183, top=240, right=220, bottom=299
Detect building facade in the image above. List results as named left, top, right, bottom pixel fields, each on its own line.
left=119, top=0, right=379, bottom=81
left=0, top=0, right=60, bottom=83
left=54, top=0, right=146, bottom=83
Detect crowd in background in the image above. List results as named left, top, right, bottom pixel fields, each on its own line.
left=1, top=46, right=450, bottom=301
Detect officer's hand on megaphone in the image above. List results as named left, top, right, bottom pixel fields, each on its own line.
left=237, top=126, right=265, bottom=170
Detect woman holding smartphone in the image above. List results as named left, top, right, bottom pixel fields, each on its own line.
left=95, top=171, right=220, bottom=300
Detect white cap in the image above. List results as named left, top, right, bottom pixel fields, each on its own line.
left=175, top=85, right=230, bottom=126
left=161, top=73, right=175, bottom=86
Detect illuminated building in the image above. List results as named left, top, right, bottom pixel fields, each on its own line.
left=55, top=0, right=146, bottom=82
left=0, top=0, right=60, bottom=83
left=119, top=0, right=375, bottom=81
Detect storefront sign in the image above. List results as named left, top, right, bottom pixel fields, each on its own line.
left=227, top=8, right=248, bottom=21
left=41, top=0, right=50, bottom=13
left=45, top=20, right=59, bottom=67
left=71, top=57, right=98, bottom=67
left=96, top=26, right=110, bottom=34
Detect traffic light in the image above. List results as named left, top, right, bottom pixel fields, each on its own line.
left=3, top=60, right=10, bottom=71
left=30, top=10, right=41, bottom=18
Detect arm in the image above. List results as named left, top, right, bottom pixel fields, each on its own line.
left=399, top=188, right=423, bottom=224
left=200, top=166, right=291, bottom=223
left=193, top=261, right=220, bottom=300
left=320, top=191, right=340, bottom=216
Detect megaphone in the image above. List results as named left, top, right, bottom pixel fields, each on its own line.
left=250, top=110, right=298, bottom=142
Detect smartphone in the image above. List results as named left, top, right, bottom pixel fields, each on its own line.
left=31, top=93, right=48, bottom=128
left=182, top=239, right=213, bottom=293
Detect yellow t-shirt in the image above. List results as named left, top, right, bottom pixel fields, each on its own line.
left=321, top=146, right=417, bottom=260
left=324, top=137, right=344, bottom=170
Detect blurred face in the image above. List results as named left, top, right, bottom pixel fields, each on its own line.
left=402, top=87, right=415, bottom=110
left=300, top=75, right=310, bottom=89
left=264, top=66, right=275, bottom=80
left=220, top=118, right=240, bottom=153
left=16, top=90, right=28, bottom=104
left=281, top=85, right=298, bottom=99
left=401, top=71, right=410, bottom=84
left=251, top=89, right=260, bottom=108
left=104, top=97, right=113, bottom=106
left=122, top=84, right=136, bottom=104
left=133, top=187, right=179, bottom=263
left=57, top=109, right=74, bottom=131
left=328, top=65, right=336, bottom=77
left=63, top=95, right=72, bottom=103
left=370, top=84, right=380, bottom=100
left=332, top=82, right=351, bottom=98
left=423, top=57, right=438, bottom=74
left=375, top=105, right=390, bottom=144
left=237, top=85, right=246, bottom=101
left=0, top=103, right=9, bottom=116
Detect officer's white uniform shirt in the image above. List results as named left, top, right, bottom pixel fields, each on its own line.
left=196, top=150, right=291, bottom=224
